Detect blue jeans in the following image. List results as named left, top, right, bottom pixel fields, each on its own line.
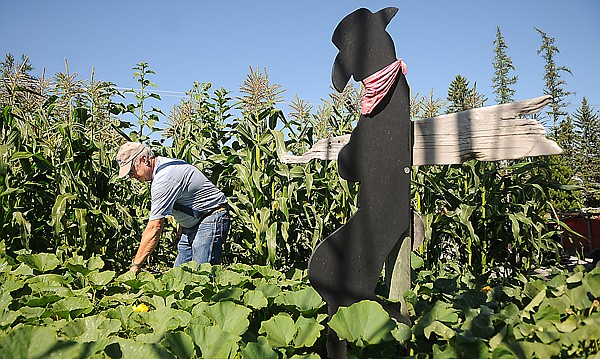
left=174, top=209, right=230, bottom=266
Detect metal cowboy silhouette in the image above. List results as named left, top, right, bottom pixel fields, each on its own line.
left=307, top=7, right=412, bottom=358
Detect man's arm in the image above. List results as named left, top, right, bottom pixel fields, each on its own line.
left=131, top=218, right=164, bottom=272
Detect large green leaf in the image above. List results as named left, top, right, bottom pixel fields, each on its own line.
left=138, top=307, right=192, bottom=334
left=493, top=303, right=520, bottom=325
left=533, top=304, right=560, bottom=330
left=241, top=336, right=279, bottom=359
left=50, top=193, right=76, bottom=234
left=64, top=255, right=91, bottom=275
left=554, top=314, right=578, bottom=333
left=52, top=296, right=94, bottom=319
left=116, top=270, right=155, bottom=290
left=259, top=312, right=296, bottom=347
left=187, top=325, right=239, bottom=358
left=211, top=287, right=244, bottom=302
left=244, top=289, right=268, bottom=309
left=204, top=301, right=251, bottom=336
left=274, top=286, right=324, bottom=314
left=0, top=325, right=58, bottom=359
left=61, top=315, right=121, bottom=342
left=521, top=289, right=546, bottom=320
left=329, top=300, right=396, bottom=347
left=215, top=267, right=249, bottom=287
left=414, top=300, right=459, bottom=336
left=160, top=331, right=196, bottom=359
left=161, top=266, right=195, bottom=292
left=500, top=341, right=561, bottom=359
left=491, top=344, right=519, bottom=359
left=423, top=320, right=455, bottom=340
left=432, top=343, right=456, bottom=359
left=17, top=306, right=46, bottom=322
left=254, top=281, right=282, bottom=299
left=293, top=316, right=324, bottom=348
left=462, top=306, right=494, bottom=338
left=16, top=253, right=61, bottom=272
left=106, top=338, right=173, bottom=359
left=87, top=256, right=105, bottom=271
left=1, top=276, right=23, bottom=294
left=88, top=270, right=116, bottom=287
left=450, top=337, right=488, bottom=359
left=106, top=305, right=134, bottom=330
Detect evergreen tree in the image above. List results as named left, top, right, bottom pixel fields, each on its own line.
left=555, top=115, right=577, bottom=160
left=446, top=75, right=485, bottom=113
left=491, top=27, right=518, bottom=104
left=535, top=28, right=579, bottom=212
left=446, top=75, right=471, bottom=113
left=572, top=98, right=600, bottom=207
left=535, top=28, right=573, bottom=136
left=541, top=117, right=581, bottom=212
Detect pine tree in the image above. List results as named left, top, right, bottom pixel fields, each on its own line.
left=535, top=28, right=573, bottom=136
left=572, top=97, right=600, bottom=207
left=491, top=27, right=518, bottom=105
left=446, top=75, right=471, bottom=113
left=555, top=115, right=577, bottom=160
left=535, top=28, right=579, bottom=211
left=446, top=75, right=485, bottom=113
left=541, top=116, right=581, bottom=212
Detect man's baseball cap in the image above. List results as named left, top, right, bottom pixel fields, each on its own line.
left=116, top=142, right=146, bottom=178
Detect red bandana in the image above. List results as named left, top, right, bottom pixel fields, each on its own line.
left=361, top=59, right=407, bottom=115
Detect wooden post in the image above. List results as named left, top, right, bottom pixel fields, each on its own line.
left=385, top=234, right=412, bottom=315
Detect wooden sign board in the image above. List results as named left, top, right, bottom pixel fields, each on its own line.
left=279, top=95, right=563, bottom=165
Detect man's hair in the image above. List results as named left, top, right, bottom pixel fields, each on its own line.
left=136, top=146, right=155, bottom=161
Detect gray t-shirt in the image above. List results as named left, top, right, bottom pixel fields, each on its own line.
left=149, top=157, right=227, bottom=228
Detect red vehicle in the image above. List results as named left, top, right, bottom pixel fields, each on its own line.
left=558, top=211, right=600, bottom=268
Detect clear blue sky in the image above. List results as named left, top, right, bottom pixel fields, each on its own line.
left=2, top=1, right=599, bottom=124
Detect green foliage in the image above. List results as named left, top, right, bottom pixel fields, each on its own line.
left=445, top=74, right=486, bottom=113
left=535, top=27, right=573, bottom=134
left=329, top=300, right=398, bottom=346
left=534, top=28, right=582, bottom=212
left=121, top=62, right=166, bottom=142
left=162, top=69, right=359, bottom=270
left=572, top=98, right=600, bottom=207
left=0, top=59, right=149, bottom=272
left=407, top=261, right=600, bottom=358
left=1, top=248, right=598, bottom=358
left=0, top=249, right=329, bottom=358
left=540, top=148, right=582, bottom=212
left=411, top=88, right=446, bottom=120
left=1, top=56, right=574, bottom=279
left=414, top=159, right=564, bottom=275
left=492, top=26, right=518, bottom=105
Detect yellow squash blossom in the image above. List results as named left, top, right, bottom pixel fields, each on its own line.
left=132, top=303, right=149, bottom=312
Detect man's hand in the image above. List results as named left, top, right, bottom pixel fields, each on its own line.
left=174, top=224, right=183, bottom=245
left=130, top=262, right=141, bottom=273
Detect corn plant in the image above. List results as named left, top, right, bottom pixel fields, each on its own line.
left=0, top=58, right=149, bottom=271
left=414, top=159, right=563, bottom=278
left=161, top=70, right=360, bottom=271
left=2, top=57, right=573, bottom=278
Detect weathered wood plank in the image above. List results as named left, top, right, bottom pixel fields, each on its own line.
left=385, top=234, right=411, bottom=314
left=278, top=95, right=563, bottom=165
